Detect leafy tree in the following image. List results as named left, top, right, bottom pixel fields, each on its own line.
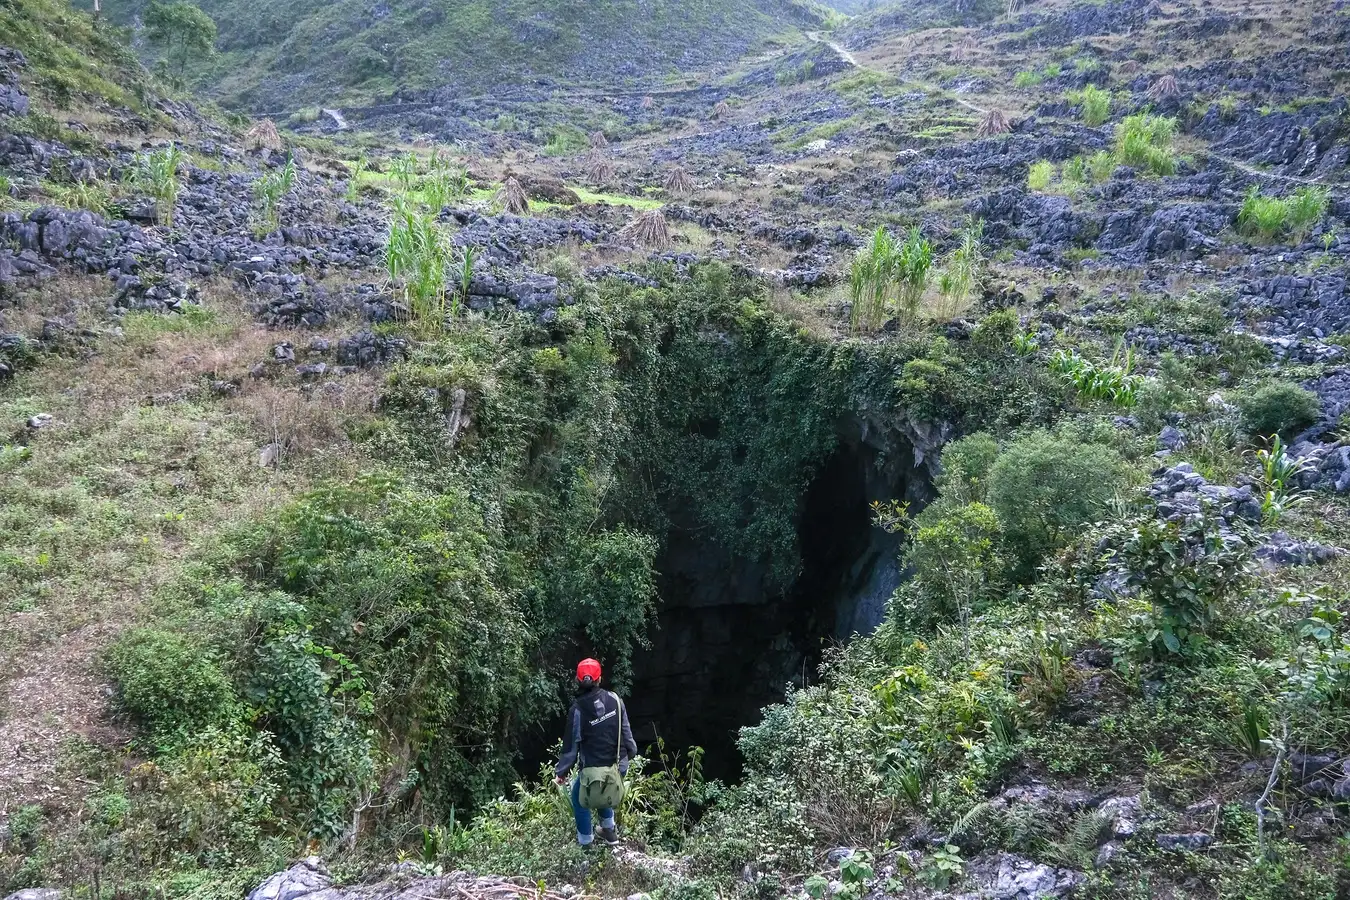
left=935, top=432, right=1000, bottom=504
left=907, top=501, right=1005, bottom=661
left=986, top=429, right=1126, bottom=578
left=143, top=0, right=217, bottom=81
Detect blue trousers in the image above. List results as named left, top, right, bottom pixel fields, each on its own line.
left=569, top=776, right=615, bottom=845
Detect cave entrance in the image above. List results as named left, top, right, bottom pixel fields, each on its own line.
left=623, top=438, right=912, bottom=782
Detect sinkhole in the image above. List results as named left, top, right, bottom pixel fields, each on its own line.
left=521, top=421, right=929, bottom=783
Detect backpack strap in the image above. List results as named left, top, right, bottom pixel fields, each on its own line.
left=610, top=691, right=623, bottom=766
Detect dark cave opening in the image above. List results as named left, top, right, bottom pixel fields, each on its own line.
left=518, top=430, right=920, bottom=785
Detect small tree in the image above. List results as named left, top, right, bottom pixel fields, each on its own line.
left=987, top=429, right=1125, bottom=578
left=144, top=1, right=218, bottom=82
left=908, top=502, right=1005, bottom=663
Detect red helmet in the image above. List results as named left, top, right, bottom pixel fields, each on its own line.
left=576, top=658, right=602, bottom=685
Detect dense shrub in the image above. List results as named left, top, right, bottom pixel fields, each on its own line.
left=986, top=429, right=1126, bottom=577
left=935, top=432, right=1000, bottom=503
left=105, top=628, right=240, bottom=752
left=1234, top=380, right=1322, bottom=438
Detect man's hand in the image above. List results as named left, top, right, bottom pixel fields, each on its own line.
left=554, top=775, right=567, bottom=787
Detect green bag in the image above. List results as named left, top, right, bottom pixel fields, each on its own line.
left=578, top=693, right=626, bottom=810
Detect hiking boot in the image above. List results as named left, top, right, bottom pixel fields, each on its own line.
left=597, top=826, right=620, bottom=846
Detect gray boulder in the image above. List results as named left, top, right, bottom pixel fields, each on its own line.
left=247, top=857, right=332, bottom=900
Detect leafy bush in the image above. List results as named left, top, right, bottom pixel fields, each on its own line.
left=1234, top=380, right=1321, bottom=438
left=1112, top=514, right=1253, bottom=661
left=105, top=628, right=241, bottom=752
left=936, top=432, right=1000, bottom=503
left=906, top=502, right=1006, bottom=647
left=986, top=429, right=1126, bottom=577
left=1114, top=114, right=1177, bottom=176
left=1237, top=186, right=1329, bottom=241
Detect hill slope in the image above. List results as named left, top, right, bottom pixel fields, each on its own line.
left=94, top=0, right=828, bottom=111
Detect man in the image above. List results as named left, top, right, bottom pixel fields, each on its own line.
left=554, top=658, right=638, bottom=847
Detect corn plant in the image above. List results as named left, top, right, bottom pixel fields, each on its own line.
left=1049, top=342, right=1144, bottom=407
left=1252, top=434, right=1315, bottom=525
left=386, top=199, right=450, bottom=333
left=934, top=219, right=983, bottom=319
left=345, top=154, right=369, bottom=203
left=849, top=227, right=899, bottom=332
left=1238, top=186, right=1329, bottom=241
left=1027, top=160, right=1054, bottom=191
left=127, top=143, right=183, bottom=225
left=896, top=226, right=934, bottom=324
left=421, top=161, right=469, bottom=210
left=253, top=155, right=297, bottom=236
left=453, top=245, right=476, bottom=318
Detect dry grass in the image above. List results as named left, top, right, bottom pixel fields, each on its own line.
left=244, top=118, right=283, bottom=151
left=640, top=95, right=654, bottom=110
left=499, top=176, right=530, bottom=215
left=663, top=166, right=696, bottom=198
left=0, top=277, right=375, bottom=815
left=586, top=154, right=617, bottom=187
left=1147, top=74, right=1181, bottom=101
left=976, top=108, right=1013, bottom=137
left=950, top=36, right=977, bottom=63
left=712, top=100, right=732, bottom=121
left=618, top=209, right=672, bottom=249
left=589, top=130, right=609, bottom=149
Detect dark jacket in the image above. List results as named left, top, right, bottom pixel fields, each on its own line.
left=555, top=686, right=637, bottom=777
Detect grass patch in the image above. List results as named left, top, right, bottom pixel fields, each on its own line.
left=569, top=186, right=663, bottom=210
left=1237, top=186, right=1329, bottom=242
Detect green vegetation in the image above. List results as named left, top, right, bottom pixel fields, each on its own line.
left=1069, top=84, right=1111, bottom=126
left=848, top=226, right=934, bottom=332
left=125, top=143, right=184, bottom=226
left=934, top=219, right=984, bottom=319
left=0, top=0, right=153, bottom=111
left=1237, top=186, right=1329, bottom=241
left=143, top=0, right=217, bottom=83
left=1027, top=160, right=1054, bottom=191
left=1233, top=380, right=1322, bottom=438
left=1114, top=113, right=1178, bottom=176
left=386, top=199, right=451, bottom=332
left=93, top=0, right=825, bottom=108
left=252, top=155, right=296, bottom=236
left=1012, top=62, right=1062, bottom=89
left=1049, top=343, right=1144, bottom=407
left=543, top=126, right=590, bottom=157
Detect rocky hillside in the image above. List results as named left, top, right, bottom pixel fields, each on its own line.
left=4, top=0, right=1350, bottom=898
left=88, top=0, right=829, bottom=110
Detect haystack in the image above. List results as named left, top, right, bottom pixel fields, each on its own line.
left=245, top=118, right=283, bottom=151
left=1147, top=74, right=1181, bottom=101
left=619, top=209, right=671, bottom=249
left=663, top=166, right=695, bottom=197
left=976, top=108, right=1013, bottom=138
left=499, top=176, right=530, bottom=215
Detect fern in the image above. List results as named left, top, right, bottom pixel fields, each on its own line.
left=1045, top=809, right=1113, bottom=868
